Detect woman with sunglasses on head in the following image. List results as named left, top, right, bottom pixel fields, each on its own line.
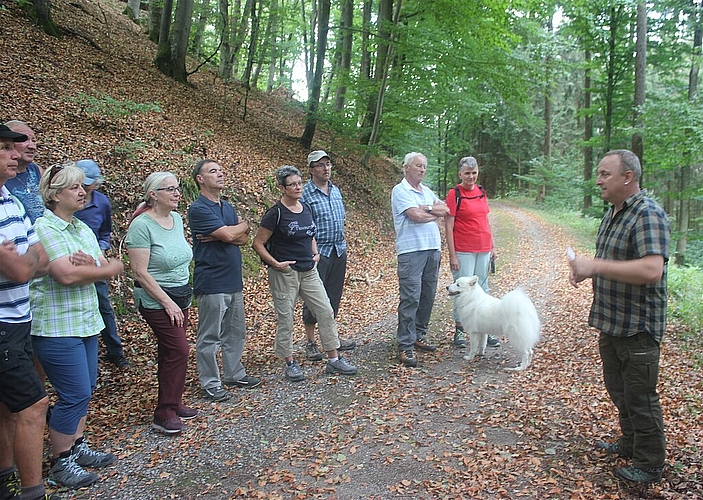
left=30, top=163, right=124, bottom=489
left=253, top=166, right=357, bottom=383
left=445, top=156, right=499, bottom=348
left=125, top=172, right=196, bottom=435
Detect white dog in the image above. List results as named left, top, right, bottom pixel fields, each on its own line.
left=447, top=276, right=540, bottom=371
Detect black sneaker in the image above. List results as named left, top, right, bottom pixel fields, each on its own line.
left=487, top=335, right=500, bottom=347
left=72, top=438, right=117, bottom=468
left=595, top=440, right=633, bottom=458
left=453, top=327, right=467, bottom=348
left=224, top=375, right=261, bottom=389
left=614, top=465, right=663, bottom=483
left=48, top=454, right=99, bottom=488
left=0, top=469, right=20, bottom=499
left=201, top=386, right=231, bottom=401
left=106, top=354, right=130, bottom=369
left=398, top=349, right=418, bottom=367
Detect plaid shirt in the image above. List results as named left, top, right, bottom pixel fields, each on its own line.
left=302, top=180, right=346, bottom=258
left=589, top=190, right=670, bottom=342
left=30, top=210, right=104, bottom=338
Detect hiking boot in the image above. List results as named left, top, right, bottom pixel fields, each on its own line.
left=338, top=339, right=357, bottom=351
left=201, top=386, right=231, bottom=402
left=176, top=405, right=199, bottom=420
left=48, top=454, right=99, bottom=488
left=326, top=357, right=358, bottom=375
left=224, top=375, right=261, bottom=389
left=106, top=354, right=130, bottom=369
left=152, top=417, right=184, bottom=435
left=414, top=337, right=437, bottom=352
left=305, top=342, right=324, bottom=361
left=285, top=360, right=305, bottom=382
left=614, top=465, right=663, bottom=483
left=454, top=327, right=467, bottom=348
left=0, top=469, right=20, bottom=499
left=595, top=440, right=633, bottom=458
left=72, top=438, right=117, bottom=468
left=398, top=349, right=418, bottom=367
left=487, top=335, right=501, bottom=347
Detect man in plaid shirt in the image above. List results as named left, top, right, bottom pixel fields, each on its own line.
left=569, top=149, right=670, bottom=484
left=300, top=151, right=356, bottom=362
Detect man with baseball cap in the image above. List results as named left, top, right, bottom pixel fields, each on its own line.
left=74, top=159, right=130, bottom=369
left=0, top=124, right=54, bottom=499
left=301, top=150, right=356, bottom=362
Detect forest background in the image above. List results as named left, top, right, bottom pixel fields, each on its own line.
left=2, top=0, right=703, bottom=497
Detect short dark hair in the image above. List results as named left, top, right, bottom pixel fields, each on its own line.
left=275, top=165, right=302, bottom=186
left=192, top=159, right=217, bottom=188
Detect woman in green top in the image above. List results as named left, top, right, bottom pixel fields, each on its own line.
left=125, top=172, right=196, bottom=435
left=30, top=163, right=124, bottom=489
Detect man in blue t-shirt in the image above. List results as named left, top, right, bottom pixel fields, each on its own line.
left=3, top=121, right=44, bottom=223
left=189, top=159, right=261, bottom=402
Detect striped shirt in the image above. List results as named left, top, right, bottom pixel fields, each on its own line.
left=302, top=180, right=347, bottom=258
left=30, top=210, right=104, bottom=338
left=0, top=187, right=39, bottom=323
left=391, top=178, right=441, bottom=255
left=589, top=190, right=670, bottom=342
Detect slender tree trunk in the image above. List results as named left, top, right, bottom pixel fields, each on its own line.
left=334, top=0, right=353, bottom=112
left=148, top=0, right=163, bottom=43
left=218, top=0, right=233, bottom=79
left=266, top=0, right=279, bottom=92
left=583, top=48, right=593, bottom=211
left=301, top=0, right=331, bottom=148
left=190, top=0, right=209, bottom=59
left=632, top=2, right=647, bottom=170
left=31, top=0, right=62, bottom=37
left=242, top=0, right=260, bottom=119
left=537, top=11, right=554, bottom=203
left=169, top=0, right=195, bottom=83
left=154, top=0, right=174, bottom=74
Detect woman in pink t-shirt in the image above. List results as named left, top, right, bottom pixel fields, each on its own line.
left=445, top=156, right=499, bottom=348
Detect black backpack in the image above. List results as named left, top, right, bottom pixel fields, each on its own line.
left=452, top=184, right=487, bottom=212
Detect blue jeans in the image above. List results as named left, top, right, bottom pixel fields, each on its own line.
left=32, top=335, right=98, bottom=435
left=396, top=249, right=441, bottom=351
left=95, top=281, right=124, bottom=358
left=599, top=332, right=665, bottom=469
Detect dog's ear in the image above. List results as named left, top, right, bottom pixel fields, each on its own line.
left=468, top=276, right=479, bottom=286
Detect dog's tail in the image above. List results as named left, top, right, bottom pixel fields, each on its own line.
left=501, top=288, right=541, bottom=346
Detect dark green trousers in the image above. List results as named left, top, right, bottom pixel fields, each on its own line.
left=599, top=332, right=666, bottom=469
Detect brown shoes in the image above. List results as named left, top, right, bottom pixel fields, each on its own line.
left=414, top=337, right=437, bottom=352
left=398, top=349, right=418, bottom=367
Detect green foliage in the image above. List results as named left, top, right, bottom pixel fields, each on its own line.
left=70, top=92, right=162, bottom=118
left=113, top=140, right=147, bottom=160
left=668, top=265, right=703, bottom=338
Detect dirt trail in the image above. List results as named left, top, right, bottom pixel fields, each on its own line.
left=66, top=204, right=696, bottom=500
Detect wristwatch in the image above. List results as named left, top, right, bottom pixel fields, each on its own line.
left=426, top=205, right=433, bottom=213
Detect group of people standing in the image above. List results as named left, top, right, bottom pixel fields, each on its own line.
left=0, top=131, right=357, bottom=497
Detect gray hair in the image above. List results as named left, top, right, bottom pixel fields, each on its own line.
left=143, top=172, right=177, bottom=202
left=604, top=150, right=642, bottom=182
left=275, top=165, right=302, bottom=186
left=458, top=156, right=478, bottom=172
left=4, top=120, right=31, bottom=131
left=403, top=152, right=426, bottom=167
left=40, top=162, right=84, bottom=209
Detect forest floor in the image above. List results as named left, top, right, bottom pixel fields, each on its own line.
left=53, top=203, right=703, bottom=499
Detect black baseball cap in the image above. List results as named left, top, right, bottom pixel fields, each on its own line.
left=0, top=124, right=28, bottom=142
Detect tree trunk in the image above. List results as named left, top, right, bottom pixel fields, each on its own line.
left=190, top=0, right=209, bottom=59
left=169, top=0, right=195, bottom=83
left=31, top=0, right=62, bottom=37
left=583, top=48, right=593, bottom=211
left=154, top=0, right=174, bottom=74
left=334, top=0, right=353, bottom=112
left=266, top=0, right=279, bottom=92
left=632, top=2, right=647, bottom=171
left=126, top=0, right=141, bottom=22
left=537, top=11, right=554, bottom=204
left=148, top=0, right=162, bottom=43
left=241, top=0, right=260, bottom=119
left=360, top=0, right=393, bottom=145
left=301, top=0, right=331, bottom=148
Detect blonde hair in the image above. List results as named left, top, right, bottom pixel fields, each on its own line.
left=40, top=162, right=85, bottom=209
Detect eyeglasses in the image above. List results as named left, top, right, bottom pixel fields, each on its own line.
left=156, top=186, right=181, bottom=193
left=47, top=164, right=65, bottom=187
left=285, top=181, right=303, bottom=188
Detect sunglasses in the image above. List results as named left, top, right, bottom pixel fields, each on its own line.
left=47, top=164, right=65, bottom=187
